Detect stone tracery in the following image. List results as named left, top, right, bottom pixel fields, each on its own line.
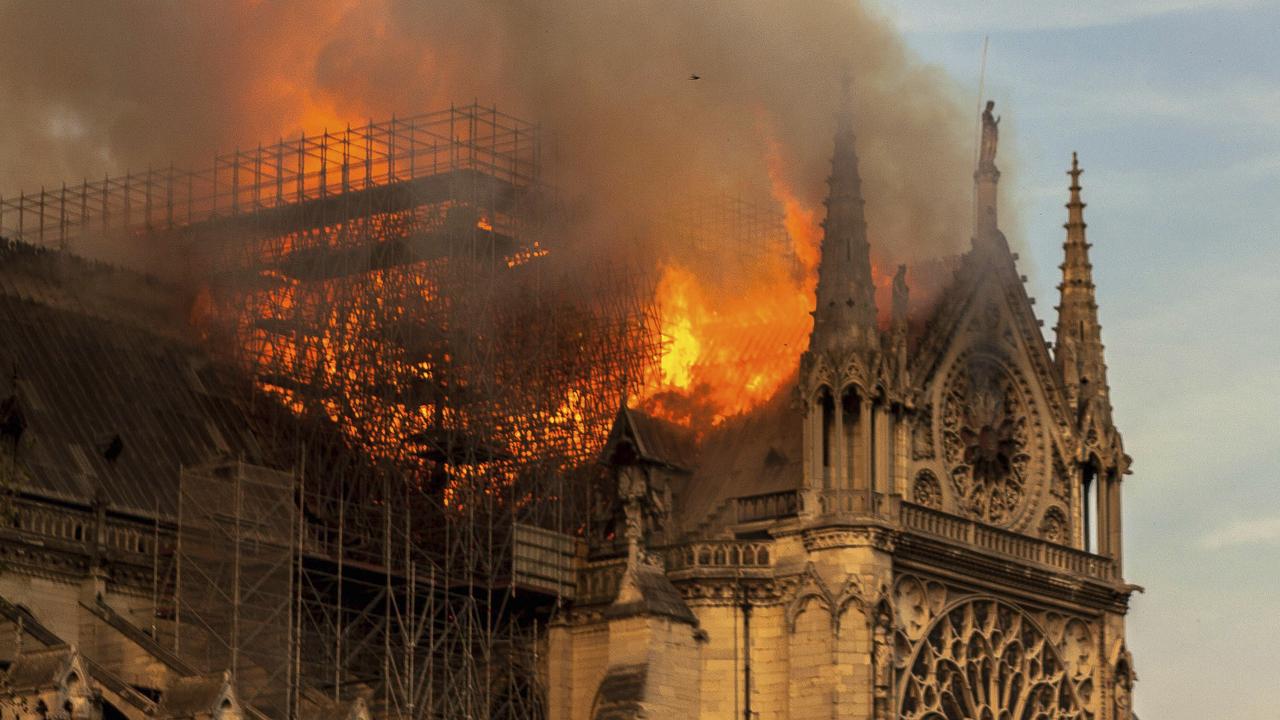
left=941, top=354, right=1042, bottom=528
left=899, top=598, right=1087, bottom=720
left=912, top=470, right=942, bottom=508
left=1039, top=506, right=1068, bottom=544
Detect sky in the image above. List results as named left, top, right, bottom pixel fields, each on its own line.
left=868, top=0, right=1280, bottom=716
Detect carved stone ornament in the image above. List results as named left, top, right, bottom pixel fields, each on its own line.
left=912, top=469, right=942, bottom=509
left=1039, top=506, right=1068, bottom=544
left=1113, top=655, right=1135, bottom=719
left=892, top=574, right=948, bottom=642
left=1050, top=447, right=1071, bottom=503
left=912, top=404, right=935, bottom=460
left=802, top=526, right=896, bottom=553
left=899, top=598, right=1087, bottom=720
left=940, top=353, right=1043, bottom=528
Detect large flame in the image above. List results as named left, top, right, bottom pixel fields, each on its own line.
left=637, top=131, right=897, bottom=430
left=637, top=134, right=823, bottom=428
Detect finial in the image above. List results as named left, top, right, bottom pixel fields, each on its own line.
left=1066, top=152, right=1086, bottom=223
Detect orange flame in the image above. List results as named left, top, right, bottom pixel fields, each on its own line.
left=765, top=135, right=822, bottom=285
left=638, top=129, right=896, bottom=430
left=637, top=134, right=823, bottom=428
left=640, top=259, right=813, bottom=428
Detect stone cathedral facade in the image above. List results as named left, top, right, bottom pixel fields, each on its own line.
left=549, top=98, right=1138, bottom=719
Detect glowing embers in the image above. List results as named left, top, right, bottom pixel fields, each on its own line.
left=221, top=221, right=658, bottom=511
left=505, top=241, right=549, bottom=269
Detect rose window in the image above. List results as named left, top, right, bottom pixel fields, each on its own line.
left=941, top=356, right=1036, bottom=527
left=899, top=599, right=1087, bottom=720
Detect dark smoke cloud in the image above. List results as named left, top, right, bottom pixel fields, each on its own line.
left=0, top=0, right=979, bottom=266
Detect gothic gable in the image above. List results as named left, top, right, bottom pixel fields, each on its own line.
left=907, top=249, right=1077, bottom=538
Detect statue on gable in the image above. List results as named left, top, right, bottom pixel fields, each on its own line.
left=980, top=100, right=1000, bottom=169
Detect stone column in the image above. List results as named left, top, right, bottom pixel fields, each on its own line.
left=859, top=397, right=873, bottom=511
left=833, top=392, right=846, bottom=494
left=545, top=619, right=573, bottom=719
left=873, top=405, right=891, bottom=510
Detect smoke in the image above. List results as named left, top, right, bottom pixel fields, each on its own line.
left=0, top=0, right=975, bottom=267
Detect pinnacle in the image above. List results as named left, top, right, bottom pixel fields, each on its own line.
left=1054, top=152, right=1109, bottom=414
left=808, top=79, right=876, bottom=355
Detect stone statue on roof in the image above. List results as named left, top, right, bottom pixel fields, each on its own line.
left=980, top=100, right=1000, bottom=169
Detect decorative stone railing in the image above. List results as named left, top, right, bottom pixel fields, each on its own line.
left=899, top=501, right=1116, bottom=581
left=736, top=490, right=799, bottom=524
left=576, top=539, right=777, bottom=605
left=9, top=497, right=160, bottom=558
left=575, top=558, right=625, bottom=604
left=810, top=489, right=891, bottom=517
left=665, top=540, right=773, bottom=571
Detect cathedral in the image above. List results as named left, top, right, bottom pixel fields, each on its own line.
left=552, top=97, right=1138, bottom=719
left=0, top=92, right=1138, bottom=720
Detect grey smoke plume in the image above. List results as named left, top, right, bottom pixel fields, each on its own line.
left=0, top=0, right=977, bottom=267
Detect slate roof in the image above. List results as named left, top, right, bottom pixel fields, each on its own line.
left=614, top=407, right=698, bottom=472
left=0, top=239, right=263, bottom=520
left=671, top=387, right=802, bottom=533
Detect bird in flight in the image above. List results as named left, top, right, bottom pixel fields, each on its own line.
left=689, top=74, right=701, bottom=80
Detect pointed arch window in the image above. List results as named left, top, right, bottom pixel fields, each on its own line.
left=842, top=390, right=860, bottom=489
left=819, top=389, right=835, bottom=488
left=1083, top=459, right=1100, bottom=553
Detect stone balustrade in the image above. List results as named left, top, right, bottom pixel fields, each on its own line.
left=10, top=498, right=159, bottom=557
left=899, top=501, right=1116, bottom=581
left=736, top=490, right=799, bottom=523
left=665, top=540, right=773, bottom=571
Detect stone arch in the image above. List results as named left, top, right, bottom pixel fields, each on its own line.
left=898, top=596, right=1088, bottom=720
left=805, top=354, right=837, bottom=400
left=789, top=596, right=834, bottom=718
left=834, top=590, right=867, bottom=630
left=833, top=593, right=875, bottom=717
left=785, top=565, right=835, bottom=634
left=786, top=589, right=830, bottom=633
left=838, top=354, right=870, bottom=396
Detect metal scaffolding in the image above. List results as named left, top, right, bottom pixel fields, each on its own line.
left=658, top=192, right=801, bottom=284
left=0, top=105, right=540, bottom=258
left=176, top=461, right=297, bottom=717
left=7, top=104, right=662, bottom=720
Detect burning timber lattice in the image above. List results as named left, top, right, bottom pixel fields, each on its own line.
left=2, top=105, right=665, bottom=720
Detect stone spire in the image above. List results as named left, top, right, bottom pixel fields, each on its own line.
left=810, top=77, right=877, bottom=354
left=1054, top=152, right=1108, bottom=413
